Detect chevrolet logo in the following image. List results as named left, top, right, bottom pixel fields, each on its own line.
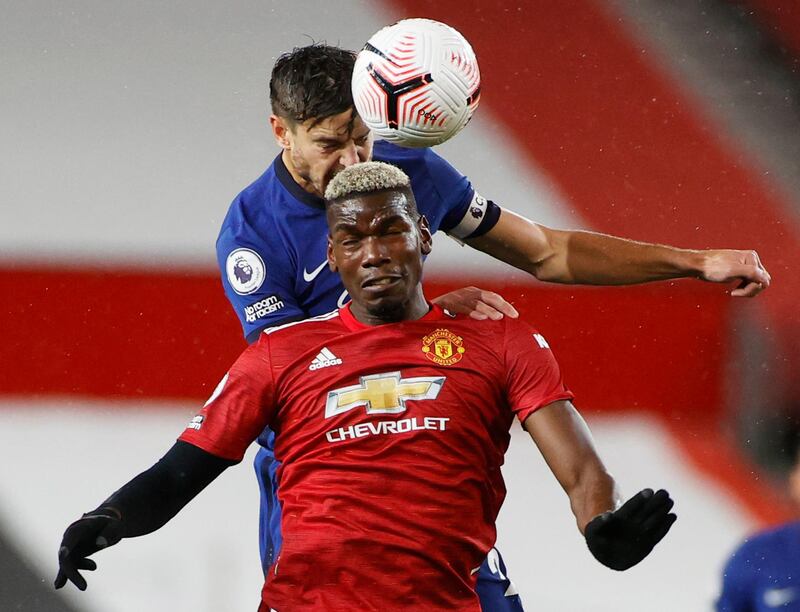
left=325, top=371, right=445, bottom=419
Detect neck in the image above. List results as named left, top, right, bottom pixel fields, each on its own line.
left=281, top=150, right=323, bottom=198
left=349, top=289, right=429, bottom=326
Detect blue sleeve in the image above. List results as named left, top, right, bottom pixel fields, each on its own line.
left=418, top=147, right=473, bottom=229
left=217, top=224, right=305, bottom=343
left=418, top=148, right=500, bottom=239
left=716, top=542, right=756, bottom=612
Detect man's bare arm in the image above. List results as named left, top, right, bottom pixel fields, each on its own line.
left=467, top=208, right=770, bottom=297
left=524, top=400, right=676, bottom=569
left=522, top=400, right=621, bottom=532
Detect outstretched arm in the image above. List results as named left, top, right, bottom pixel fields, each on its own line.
left=55, top=441, right=235, bottom=590
left=523, top=401, right=676, bottom=570
left=467, top=208, right=770, bottom=296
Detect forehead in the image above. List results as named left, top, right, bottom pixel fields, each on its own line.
left=329, top=190, right=413, bottom=226
left=303, top=108, right=368, bottom=139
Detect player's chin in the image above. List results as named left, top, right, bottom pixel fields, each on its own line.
left=362, top=291, right=409, bottom=320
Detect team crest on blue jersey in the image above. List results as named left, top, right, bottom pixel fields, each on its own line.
left=226, top=248, right=266, bottom=295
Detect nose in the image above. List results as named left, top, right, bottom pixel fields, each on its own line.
left=339, top=142, right=359, bottom=167
left=361, top=236, right=390, bottom=268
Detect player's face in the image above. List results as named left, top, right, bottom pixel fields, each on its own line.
left=272, top=108, right=373, bottom=198
left=327, top=191, right=432, bottom=324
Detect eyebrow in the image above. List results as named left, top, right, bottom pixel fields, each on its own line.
left=313, top=136, right=344, bottom=145
left=313, top=126, right=370, bottom=145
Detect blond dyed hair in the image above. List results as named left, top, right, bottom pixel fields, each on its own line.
left=324, top=161, right=411, bottom=202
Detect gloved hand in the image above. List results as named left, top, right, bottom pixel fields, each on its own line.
left=584, top=488, right=676, bottom=571
left=54, top=508, right=124, bottom=590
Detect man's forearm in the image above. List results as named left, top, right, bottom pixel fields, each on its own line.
left=545, top=229, right=704, bottom=285
left=523, top=402, right=623, bottom=533
left=467, top=208, right=769, bottom=295
left=100, top=441, right=234, bottom=537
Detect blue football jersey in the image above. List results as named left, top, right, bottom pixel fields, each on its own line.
left=216, top=140, right=503, bottom=578
left=217, top=141, right=498, bottom=343
left=717, top=522, right=800, bottom=612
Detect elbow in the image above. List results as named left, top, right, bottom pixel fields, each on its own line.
left=528, top=228, right=575, bottom=284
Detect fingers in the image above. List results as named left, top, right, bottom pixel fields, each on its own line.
left=55, top=514, right=118, bottom=590
left=639, top=495, right=675, bottom=532
left=730, top=280, right=766, bottom=298
left=472, top=300, right=504, bottom=321
left=54, top=569, right=67, bottom=590
left=646, top=512, right=677, bottom=545
left=729, top=259, right=770, bottom=297
left=630, top=488, right=671, bottom=522
left=703, top=250, right=771, bottom=296
left=615, top=488, right=653, bottom=520
left=744, top=250, right=770, bottom=283
left=468, top=307, right=488, bottom=321
left=77, top=558, right=98, bottom=571
left=57, top=546, right=88, bottom=591
left=478, top=291, right=519, bottom=318
left=55, top=554, right=96, bottom=590
left=436, top=287, right=518, bottom=320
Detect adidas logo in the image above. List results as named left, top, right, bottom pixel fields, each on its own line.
left=309, top=347, right=343, bottom=371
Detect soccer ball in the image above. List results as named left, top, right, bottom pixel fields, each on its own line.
left=352, top=18, right=481, bottom=148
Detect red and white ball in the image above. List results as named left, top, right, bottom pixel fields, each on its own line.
left=352, top=18, right=481, bottom=148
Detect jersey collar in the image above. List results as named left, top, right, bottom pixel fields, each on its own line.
left=338, top=301, right=447, bottom=331
left=274, top=153, right=326, bottom=210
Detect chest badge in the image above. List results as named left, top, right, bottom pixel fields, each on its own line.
left=422, top=328, right=465, bottom=366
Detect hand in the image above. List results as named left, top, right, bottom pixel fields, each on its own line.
left=584, top=488, right=676, bottom=571
left=699, top=249, right=770, bottom=297
left=54, top=508, right=123, bottom=591
left=431, top=286, right=519, bottom=321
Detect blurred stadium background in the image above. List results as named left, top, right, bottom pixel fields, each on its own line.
left=3, top=0, right=800, bottom=610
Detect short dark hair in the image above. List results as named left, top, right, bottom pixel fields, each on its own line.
left=270, top=44, right=356, bottom=127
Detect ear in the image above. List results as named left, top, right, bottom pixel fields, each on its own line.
left=327, top=235, right=338, bottom=272
left=418, top=214, right=433, bottom=256
left=270, top=115, right=292, bottom=150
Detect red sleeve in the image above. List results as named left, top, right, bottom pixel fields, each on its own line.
left=178, top=335, right=276, bottom=461
left=503, top=318, right=574, bottom=423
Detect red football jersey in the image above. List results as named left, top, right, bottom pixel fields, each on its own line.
left=179, top=303, right=573, bottom=611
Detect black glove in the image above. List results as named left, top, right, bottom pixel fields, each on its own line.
left=584, top=488, right=676, bottom=571
left=54, top=508, right=124, bottom=590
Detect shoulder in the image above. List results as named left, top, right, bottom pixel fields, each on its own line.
left=723, top=523, right=800, bottom=577
left=373, top=140, right=430, bottom=164
left=432, top=313, right=507, bottom=348
left=216, top=160, right=295, bottom=262
left=373, top=141, right=454, bottom=179
left=218, top=160, right=282, bottom=239
left=497, top=314, right=549, bottom=341
left=734, top=522, right=800, bottom=556
left=261, top=309, right=343, bottom=341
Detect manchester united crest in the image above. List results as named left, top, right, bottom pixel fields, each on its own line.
left=421, top=328, right=465, bottom=366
